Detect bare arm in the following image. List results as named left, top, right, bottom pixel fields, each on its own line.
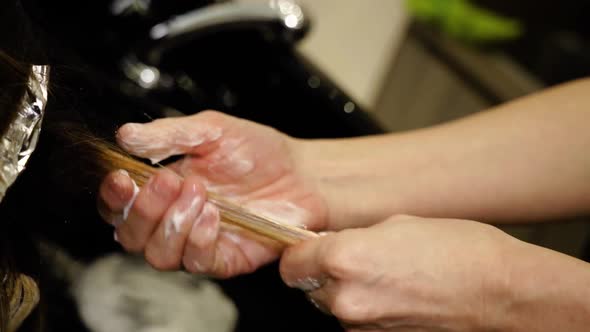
left=297, top=78, right=590, bottom=229
left=506, top=237, right=590, bottom=331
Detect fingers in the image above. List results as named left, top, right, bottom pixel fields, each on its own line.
left=280, top=230, right=380, bottom=325
left=144, top=177, right=207, bottom=270
left=97, top=170, right=138, bottom=226
left=181, top=210, right=281, bottom=278
left=279, top=236, right=331, bottom=290
left=179, top=203, right=248, bottom=278
left=115, top=169, right=183, bottom=253
left=280, top=234, right=340, bottom=318
left=281, top=238, right=351, bottom=322
left=98, top=168, right=278, bottom=277
left=116, top=111, right=226, bottom=164
left=181, top=202, right=240, bottom=277
left=181, top=202, right=221, bottom=271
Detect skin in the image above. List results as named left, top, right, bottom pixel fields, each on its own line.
left=99, top=111, right=327, bottom=278
left=281, top=215, right=590, bottom=332
left=98, top=78, right=590, bottom=330
left=298, top=78, right=590, bottom=229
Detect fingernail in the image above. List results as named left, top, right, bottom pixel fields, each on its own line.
left=187, top=243, right=217, bottom=275
left=107, top=175, right=127, bottom=202
left=117, top=123, right=141, bottom=141
left=191, top=202, right=219, bottom=245
left=220, top=231, right=242, bottom=246
left=291, top=277, right=326, bottom=292
left=146, top=173, right=177, bottom=203
left=184, top=203, right=220, bottom=273
left=306, top=295, right=331, bottom=315
left=192, top=259, right=205, bottom=273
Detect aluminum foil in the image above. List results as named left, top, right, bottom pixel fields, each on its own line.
left=0, top=65, right=49, bottom=203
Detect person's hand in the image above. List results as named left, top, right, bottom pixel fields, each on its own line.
left=280, top=215, right=521, bottom=332
left=97, top=111, right=327, bottom=278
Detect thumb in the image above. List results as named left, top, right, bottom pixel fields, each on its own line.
left=116, top=111, right=225, bottom=164
left=279, top=236, right=330, bottom=292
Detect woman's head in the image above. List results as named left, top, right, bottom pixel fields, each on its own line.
left=0, top=50, right=41, bottom=332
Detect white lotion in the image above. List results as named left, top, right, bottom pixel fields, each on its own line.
left=122, top=174, right=140, bottom=221
left=164, top=196, right=201, bottom=239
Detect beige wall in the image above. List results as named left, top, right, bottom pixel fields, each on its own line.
left=239, top=0, right=409, bottom=110
left=296, top=0, right=409, bottom=110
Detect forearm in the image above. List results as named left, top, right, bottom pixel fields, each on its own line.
left=296, top=78, right=590, bottom=229
left=504, top=240, right=590, bottom=332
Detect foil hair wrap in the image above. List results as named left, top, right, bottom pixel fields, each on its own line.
left=0, top=65, right=49, bottom=203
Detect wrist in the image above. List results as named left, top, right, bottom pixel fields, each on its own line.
left=290, top=137, right=385, bottom=230
left=469, top=231, right=523, bottom=332
left=288, top=137, right=341, bottom=230
left=500, top=240, right=590, bottom=332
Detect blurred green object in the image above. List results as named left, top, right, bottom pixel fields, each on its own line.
left=406, top=0, right=523, bottom=43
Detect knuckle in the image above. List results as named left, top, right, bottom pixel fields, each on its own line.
left=119, top=237, right=144, bottom=255
left=320, top=241, right=354, bottom=278
left=144, top=245, right=176, bottom=271
left=388, top=214, right=413, bottom=221
left=154, top=170, right=182, bottom=191
left=387, top=214, right=420, bottom=224
left=197, top=110, right=224, bottom=122
left=132, top=209, right=165, bottom=234
left=122, top=224, right=154, bottom=252
left=116, top=228, right=145, bottom=253
left=215, top=266, right=235, bottom=280
left=330, top=292, right=369, bottom=323
left=130, top=206, right=151, bottom=225
left=187, top=230, right=211, bottom=250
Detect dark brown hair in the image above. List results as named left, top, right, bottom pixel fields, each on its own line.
left=0, top=50, right=40, bottom=332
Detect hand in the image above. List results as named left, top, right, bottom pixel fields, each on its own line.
left=280, top=215, right=519, bottom=332
left=97, top=111, right=328, bottom=278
